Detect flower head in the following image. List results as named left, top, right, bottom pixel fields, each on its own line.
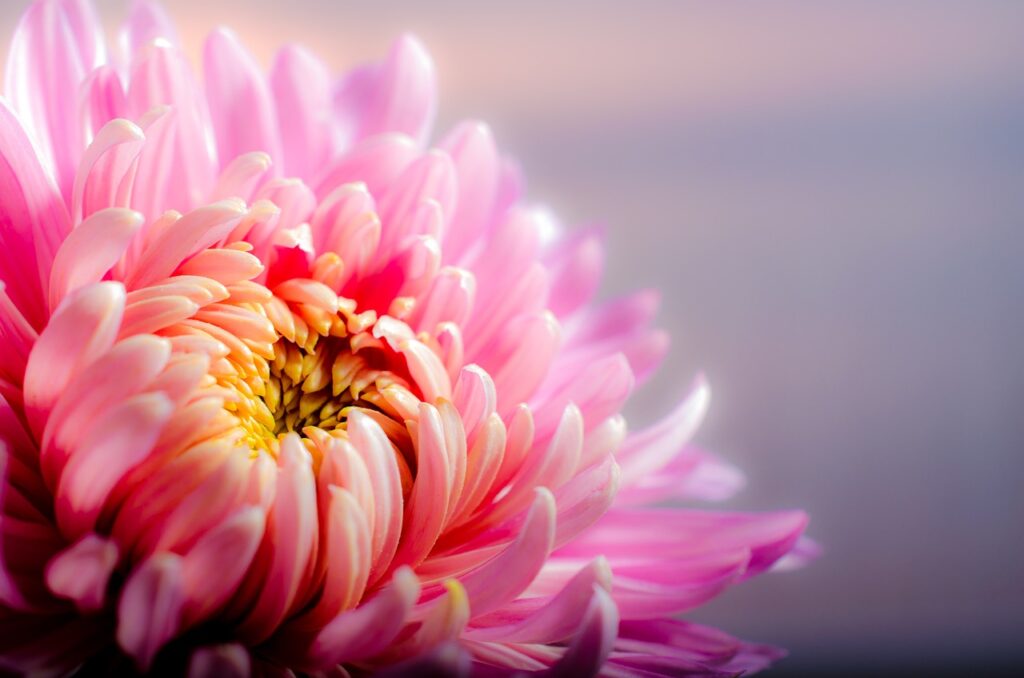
left=0, top=1, right=810, bottom=675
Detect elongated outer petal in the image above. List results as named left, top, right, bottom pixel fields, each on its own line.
left=398, top=580, right=469, bottom=658
left=375, top=150, right=456, bottom=261
left=335, top=34, right=435, bottom=145
left=117, top=553, right=185, bottom=671
left=562, top=509, right=809, bottom=580
left=44, top=533, right=118, bottom=612
left=81, top=64, right=127, bottom=136
left=126, top=41, right=216, bottom=216
left=315, top=133, right=419, bottom=201
left=544, top=228, right=605, bottom=319
left=0, top=283, right=37, bottom=384
left=0, top=101, right=73, bottom=328
left=49, top=208, right=144, bottom=311
left=617, top=376, right=709, bottom=487
left=552, top=453, right=620, bottom=547
left=544, top=586, right=618, bottom=677
left=4, top=0, right=102, bottom=198
left=308, top=567, right=420, bottom=668
left=439, top=121, right=500, bottom=263
left=205, top=28, right=282, bottom=169
left=460, top=488, right=556, bottom=617
left=271, top=44, right=333, bottom=180
left=122, top=0, right=180, bottom=54
left=467, top=558, right=612, bottom=644
left=491, top=311, right=561, bottom=414
left=23, top=282, right=125, bottom=434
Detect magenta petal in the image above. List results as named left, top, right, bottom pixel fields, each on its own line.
left=44, top=533, right=118, bottom=612
left=4, top=0, right=100, bottom=198
left=460, top=488, right=556, bottom=617
left=617, top=376, right=710, bottom=487
left=116, top=553, right=185, bottom=671
left=467, top=558, right=612, bottom=644
left=309, top=567, right=421, bottom=667
left=544, top=586, right=619, bottom=678
left=0, top=101, right=73, bottom=328
left=188, top=644, right=251, bottom=678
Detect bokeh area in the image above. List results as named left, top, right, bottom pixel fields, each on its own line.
left=3, top=1, right=1022, bottom=675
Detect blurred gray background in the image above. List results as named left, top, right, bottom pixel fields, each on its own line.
left=5, top=1, right=1023, bottom=674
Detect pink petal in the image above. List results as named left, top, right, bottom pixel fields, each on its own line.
left=336, top=34, right=436, bottom=145
left=308, top=567, right=420, bottom=667
left=121, top=0, right=180, bottom=54
left=23, top=281, right=125, bottom=434
left=204, top=28, right=282, bottom=169
left=211, top=151, right=272, bottom=203
left=80, top=64, right=127, bottom=140
left=439, top=121, right=500, bottom=263
left=181, top=506, right=266, bottom=625
left=467, top=558, right=612, bottom=644
left=126, top=40, right=217, bottom=216
left=617, top=376, right=710, bottom=487
left=271, top=44, right=333, bottom=180
left=39, top=334, right=170, bottom=488
left=544, top=227, right=605, bottom=318
left=0, top=100, right=73, bottom=328
left=490, top=311, right=561, bottom=414
left=410, top=266, right=475, bottom=334
left=545, top=586, right=619, bottom=677
left=460, top=488, right=556, bottom=617
left=70, top=118, right=145, bottom=224
left=451, top=365, right=496, bottom=446
left=235, top=435, right=317, bottom=643
left=55, top=392, right=173, bottom=538
left=4, top=0, right=100, bottom=198
left=49, top=208, right=144, bottom=311
left=399, top=581, right=470, bottom=657
left=314, top=133, right=418, bottom=200
left=44, top=533, right=118, bottom=612
left=347, top=411, right=403, bottom=585
left=0, top=283, right=37, bottom=384
left=116, top=553, right=185, bottom=671
left=126, top=199, right=246, bottom=289
left=299, top=486, right=371, bottom=626
left=391, top=403, right=452, bottom=570
left=188, top=644, right=251, bottom=678
left=375, top=150, right=456, bottom=261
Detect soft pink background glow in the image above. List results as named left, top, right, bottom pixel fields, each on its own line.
left=3, top=1, right=1022, bottom=673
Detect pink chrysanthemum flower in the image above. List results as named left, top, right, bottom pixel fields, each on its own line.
left=0, top=1, right=812, bottom=676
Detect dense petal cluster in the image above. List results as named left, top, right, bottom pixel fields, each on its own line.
left=0, top=1, right=810, bottom=676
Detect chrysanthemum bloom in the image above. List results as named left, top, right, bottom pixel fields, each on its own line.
left=0, top=1, right=812, bottom=675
